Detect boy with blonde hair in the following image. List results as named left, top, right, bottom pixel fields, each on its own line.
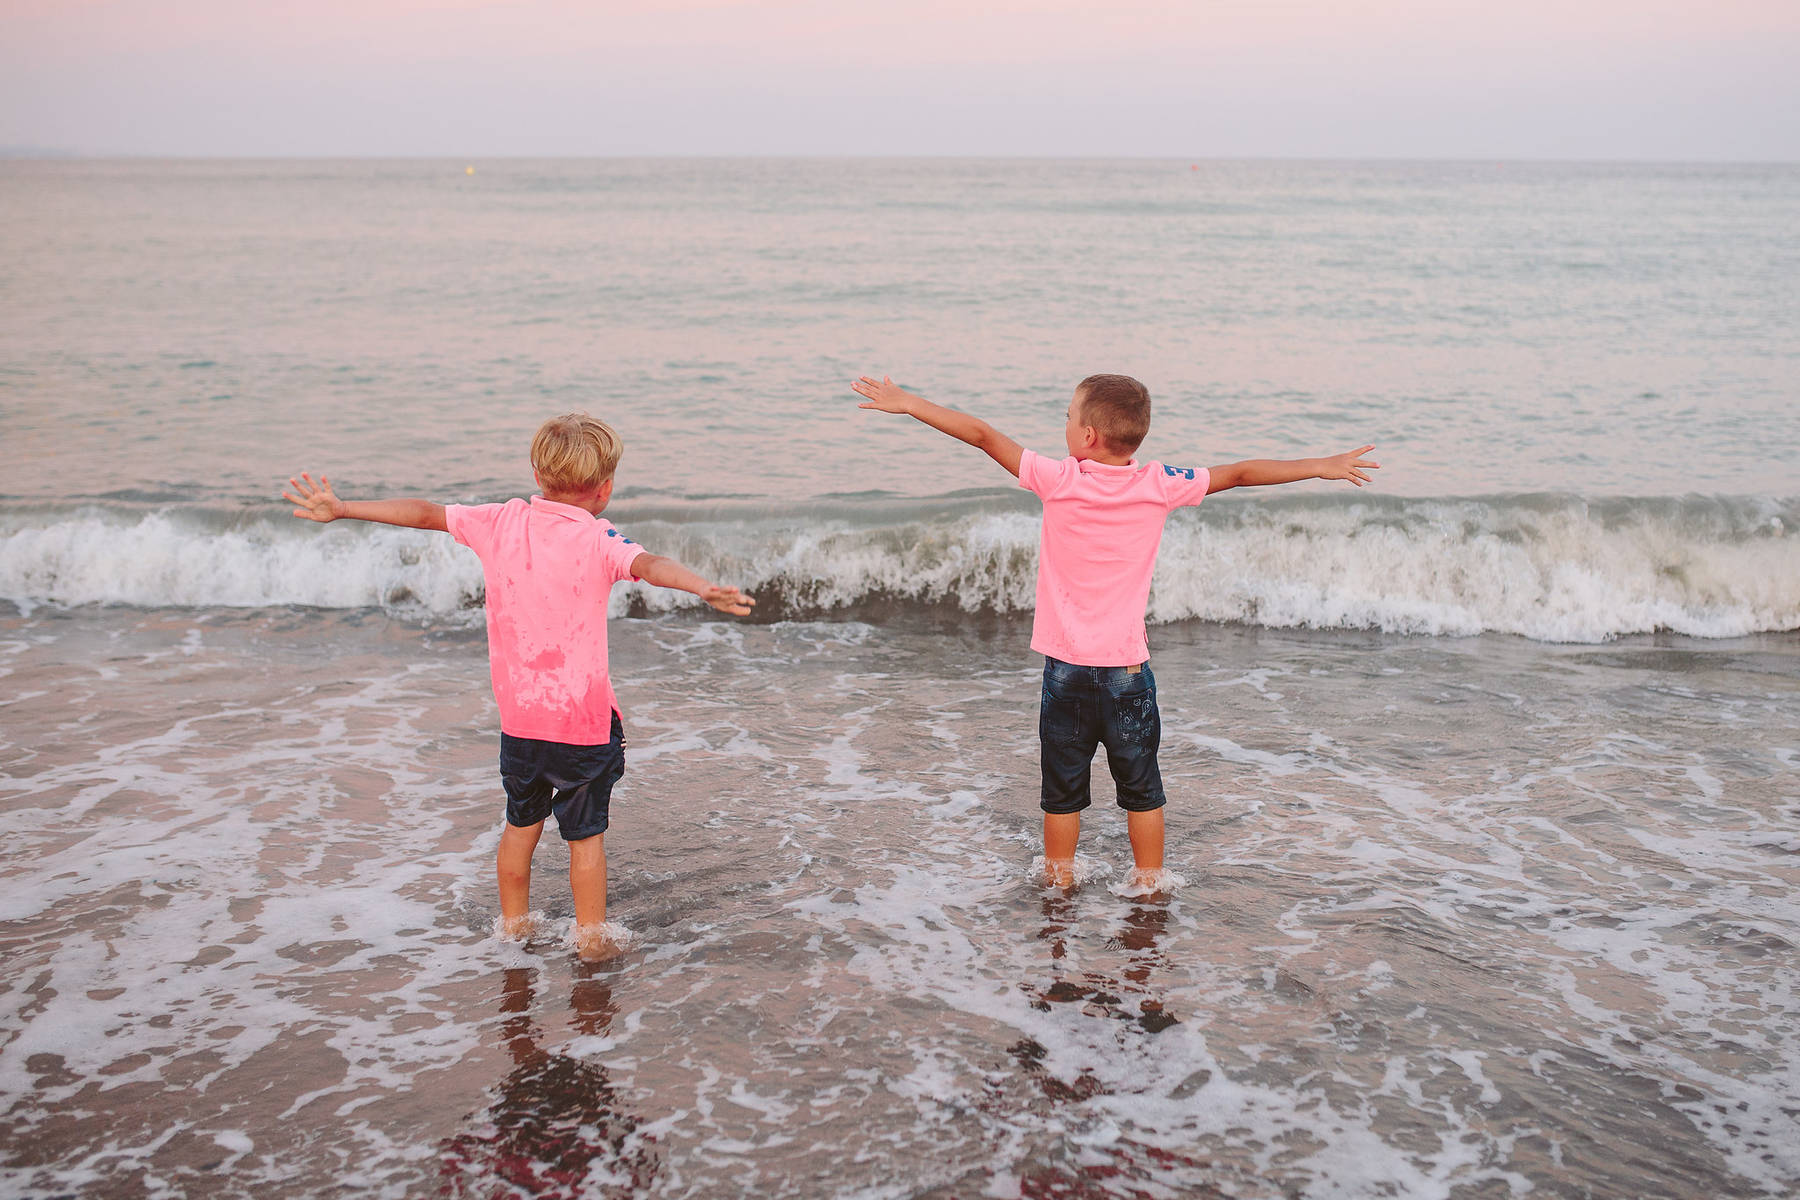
left=853, top=374, right=1377, bottom=890
left=285, top=413, right=753, bottom=953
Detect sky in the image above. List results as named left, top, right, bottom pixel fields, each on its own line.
left=2, top=0, right=1797, bottom=158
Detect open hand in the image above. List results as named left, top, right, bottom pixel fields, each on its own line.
left=700, top=585, right=756, bottom=617
left=284, top=472, right=347, bottom=522
left=1321, top=446, right=1380, bottom=487
left=851, top=375, right=918, bottom=414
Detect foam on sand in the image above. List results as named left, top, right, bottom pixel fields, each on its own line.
left=1029, top=855, right=1114, bottom=889
left=1109, top=868, right=1188, bottom=898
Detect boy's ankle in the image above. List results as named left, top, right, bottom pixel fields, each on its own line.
left=496, top=912, right=539, bottom=941
left=1043, top=857, right=1077, bottom=887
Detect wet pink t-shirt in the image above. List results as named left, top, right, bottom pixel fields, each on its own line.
left=1017, top=450, right=1211, bottom=667
left=445, top=497, right=643, bottom=745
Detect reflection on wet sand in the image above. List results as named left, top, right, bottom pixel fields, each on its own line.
left=976, top=898, right=1222, bottom=1197
left=1010, top=899, right=1179, bottom=1102
left=1025, top=899, right=1180, bottom=1037
left=437, top=968, right=659, bottom=1198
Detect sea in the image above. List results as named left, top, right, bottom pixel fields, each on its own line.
left=1, top=159, right=1796, bottom=1199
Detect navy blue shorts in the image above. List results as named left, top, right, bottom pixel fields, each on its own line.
left=498, top=712, right=625, bottom=842
left=1039, top=656, right=1166, bottom=815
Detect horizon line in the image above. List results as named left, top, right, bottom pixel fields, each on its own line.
left=5, top=150, right=1799, bottom=166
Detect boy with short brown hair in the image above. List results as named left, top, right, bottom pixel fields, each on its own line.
left=854, top=373, right=1377, bottom=890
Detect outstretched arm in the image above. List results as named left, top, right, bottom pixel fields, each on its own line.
left=628, top=553, right=755, bottom=616
left=285, top=473, right=448, bottom=531
left=1207, top=445, right=1379, bottom=495
left=852, top=375, right=1024, bottom=479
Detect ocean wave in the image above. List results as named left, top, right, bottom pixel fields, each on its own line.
left=1, top=493, right=1794, bottom=643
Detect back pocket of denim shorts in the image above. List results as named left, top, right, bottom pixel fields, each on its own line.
left=1113, top=691, right=1159, bottom=749
left=1040, top=695, right=1084, bottom=745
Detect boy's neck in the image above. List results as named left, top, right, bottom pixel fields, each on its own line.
left=542, top=488, right=610, bottom=515
left=1074, top=449, right=1135, bottom=467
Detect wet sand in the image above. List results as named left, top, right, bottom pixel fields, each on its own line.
left=3, top=607, right=1797, bottom=1197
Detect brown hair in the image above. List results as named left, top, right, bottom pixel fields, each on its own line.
left=1076, top=374, right=1151, bottom=454
left=531, top=413, right=623, bottom=494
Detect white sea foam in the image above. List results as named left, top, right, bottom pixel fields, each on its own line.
left=1029, top=854, right=1114, bottom=888
left=793, top=861, right=1526, bottom=1199
left=562, top=919, right=639, bottom=959
left=1150, top=494, right=1800, bottom=642
left=488, top=901, right=638, bottom=958
left=491, top=910, right=547, bottom=943
left=0, top=508, right=484, bottom=616
left=2, top=493, right=1794, bottom=641
left=1108, top=868, right=1188, bottom=898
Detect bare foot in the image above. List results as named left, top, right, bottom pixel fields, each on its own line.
left=1112, top=867, right=1186, bottom=898
left=1044, top=857, right=1077, bottom=888
left=568, top=922, right=626, bottom=963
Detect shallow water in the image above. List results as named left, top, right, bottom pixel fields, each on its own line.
left=3, top=607, right=1795, bottom=1198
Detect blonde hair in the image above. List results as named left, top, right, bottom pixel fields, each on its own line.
left=531, top=413, right=623, bottom=494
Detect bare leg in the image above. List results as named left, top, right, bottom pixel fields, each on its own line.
left=568, top=833, right=608, bottom=929
left=567, top=834, right=614, bottom=961
left=497, top=819, right=545, bottom=936
left=1126, top=808, right=1165, bottom=887
left=1043, top=812, right=1080, bottom=886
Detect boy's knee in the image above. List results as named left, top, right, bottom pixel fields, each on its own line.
left=567, top=833, right=606, bottom=863
left=499, top=817, right=546, bottom=842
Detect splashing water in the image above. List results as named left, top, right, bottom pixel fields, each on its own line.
left=1031, top=855, right=1117, bottom=889
left=1109, top=868, right=1189, bottom=898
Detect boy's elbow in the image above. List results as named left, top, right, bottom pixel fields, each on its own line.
left=631, top=552, right=662, bottom=581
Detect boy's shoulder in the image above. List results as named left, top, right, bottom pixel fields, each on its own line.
left=450, top=495, right=530, bottom=516
left=597, top=519, right=636, bottom=546
left=1022, top=450, right=1201, bottom=488
left=445, top=495, right=527, bottom=541
left=1021, top=451, right=1209, bottom=510
left=447, top=497, right=639, bottom=558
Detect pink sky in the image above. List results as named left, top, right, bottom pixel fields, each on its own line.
left=4, top=0, right=1796, bottom=156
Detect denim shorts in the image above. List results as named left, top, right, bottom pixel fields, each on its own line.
left=1039, top=656, right=1166, bottom=814
left=498, top=711, right=625, bottom=842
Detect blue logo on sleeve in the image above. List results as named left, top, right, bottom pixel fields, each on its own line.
left=1162, top=464, right=1196, bottom=480
left=605, top=528, right=639, bottom=545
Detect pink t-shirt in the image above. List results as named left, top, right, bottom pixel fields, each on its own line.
left=1017, top=449, right=1211, bottom=667
left=445, top=496, right=644, bottom=744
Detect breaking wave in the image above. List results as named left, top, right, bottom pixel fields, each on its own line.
left=1, top=491, right=1794, bottom=643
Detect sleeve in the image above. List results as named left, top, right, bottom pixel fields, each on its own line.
left=444, top=503, right=501, bottom=556
left=1156, top=463, right=1212, bottom=509
left=1017, top=449, right=1067, bottom=500
left=597, top=523, right=645, bottom=584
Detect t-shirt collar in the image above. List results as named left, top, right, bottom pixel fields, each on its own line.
left=1076, top=457, right=1141, bottom=474
left=529, top=495, right=598, bottom=521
